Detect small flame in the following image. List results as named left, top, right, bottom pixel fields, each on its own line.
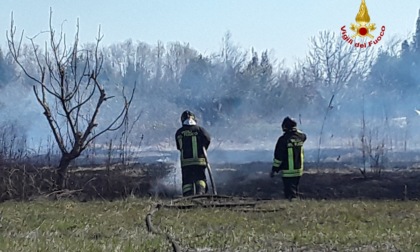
left=355, top=0, right=371, bottom=24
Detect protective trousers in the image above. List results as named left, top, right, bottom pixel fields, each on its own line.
left=181, top=165, right=207, bottom=196
left=282, top=176, right=301, bottom=200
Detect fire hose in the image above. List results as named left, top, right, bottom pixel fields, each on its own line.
left=145, top=195, right=286, bottom=252
left=202, top=147, right=217, bottom=195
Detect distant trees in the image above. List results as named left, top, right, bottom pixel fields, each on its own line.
left=301, top=31, right=373, bottom=162
left=412, top=9, right=420, bottom=55
left=180, top=55, right=213, bottom=97
left=0, top=49, right=16, bottom=87
left=368, top=45, right=405, bottom=101
left=368, top=9, right=420, bottom=111
left=303, top=31, right=373, bottom=106
left=2, top=9, right=420, bottom=156
left=239, top=49, right=278, bottom=118
left=7, top=12, right=134, bottom=189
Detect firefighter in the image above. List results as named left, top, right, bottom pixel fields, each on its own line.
left=270, top=116, right=307, bottom=200
left=175, top=110, right=211, bottom=196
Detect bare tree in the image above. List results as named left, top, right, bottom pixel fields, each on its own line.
left=7, top=11, right=135, bottom=189
left=304, top=31, right=373, bottom=97
left=302, top=31, right=373, bottom=164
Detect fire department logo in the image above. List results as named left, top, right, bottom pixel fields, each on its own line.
left=350, top=0, right=376, bottom=39
left=341, top=0, right=385, bottom=48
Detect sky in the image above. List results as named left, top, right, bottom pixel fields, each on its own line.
left=1, top=0, right=419, bottom=66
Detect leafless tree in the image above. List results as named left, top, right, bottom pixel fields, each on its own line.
left=302, top=31, right=373, bottom=164
left=7, top=11, right=135, bottom=189
left=304, top=31, right=373, bottom=97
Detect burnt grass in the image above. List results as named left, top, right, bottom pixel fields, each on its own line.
left=1, top=161, right=420, bottom=202
left=214, top=162, right=420, bottom=201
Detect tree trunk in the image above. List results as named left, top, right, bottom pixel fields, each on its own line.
left=56, top=155, right=72, bottom=190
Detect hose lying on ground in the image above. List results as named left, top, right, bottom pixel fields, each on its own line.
left=145, top=194, right=286, bottom=252
left=146, top=203, right=182, bottom=252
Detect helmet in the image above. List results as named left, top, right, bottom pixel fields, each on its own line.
left=281, top=116, right=297, bottom=131
left=181, top=110, right=196, bottom=123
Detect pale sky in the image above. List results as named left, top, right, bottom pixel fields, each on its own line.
left=1, top=0, right=419, bottom=66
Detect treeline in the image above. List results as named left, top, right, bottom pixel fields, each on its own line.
left=0, top=12, right=420, bottom=150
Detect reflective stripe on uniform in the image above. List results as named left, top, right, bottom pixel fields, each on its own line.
left=195, top=180, right=206, bottom=189
left=181, top=158, right=207, bottom=167
left=182, top=184, right=193, bottom=194
left=272, top=158, right=282, bottom=167
left=300, top=147, right=304, bottom=170
left=179, top=132, right=206, bottom=167
left=281, top=140, right=304, bottom=178
left=282, top=168, right=303, bottom=177
left=288, top=147, right=294, bottom=171
left=192, top=136, right=198, bottom=159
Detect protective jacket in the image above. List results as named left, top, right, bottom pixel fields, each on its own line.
left=272, top=128, right=306, bottom=177
left=175, top=124, right=211, bottom=167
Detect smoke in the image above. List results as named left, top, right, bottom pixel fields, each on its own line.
left=2, top=18, right=420, bottom=167
left=148, top=161, right=183, bottom=197
left=0, top=82, right=51, bottom=149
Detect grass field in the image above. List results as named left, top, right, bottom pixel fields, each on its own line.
left=1, top=197, right=420, bottom=251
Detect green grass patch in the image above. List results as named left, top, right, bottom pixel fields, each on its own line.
left=1, top=199, right=420, bottom=251
left=0, top=198, right=171, bottom=251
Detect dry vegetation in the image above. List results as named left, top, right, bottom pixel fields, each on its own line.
left=0, top=161, right=174, bottom=202
left=2, top=158, right=420, bottom=202
left=214, top=162, right=420, bottom=201
left=1, top=196, right=420, bottom=251
left=1, top=158, right=420, bottom=251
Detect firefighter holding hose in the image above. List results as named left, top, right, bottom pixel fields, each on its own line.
left=175, top=110, right=211, bottom=196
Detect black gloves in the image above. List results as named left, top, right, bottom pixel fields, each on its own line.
left=270, top=170, right=275, bottom=178
left=270, top=166, right=280, bottom=178
left=272, top=166, right=280, bottom=173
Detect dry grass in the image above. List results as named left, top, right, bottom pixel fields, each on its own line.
left=0, top=162, right=173, bottom=202
left=2, top=160, right=420, bottom=251
left=0, top=198, right=171, bottom=251
left=154, top=199, right=420, bottom=251
left=1, top=198, right=420, bottom=251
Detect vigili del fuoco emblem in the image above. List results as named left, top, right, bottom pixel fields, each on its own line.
left=341, top=0, right=385, bottom=48
left=350, top=0, right=376, bottom=39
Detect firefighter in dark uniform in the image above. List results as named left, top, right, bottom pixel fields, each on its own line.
left=175, top=110, right=211, bottom=196
left=271, top=117, right=307, bottom=200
